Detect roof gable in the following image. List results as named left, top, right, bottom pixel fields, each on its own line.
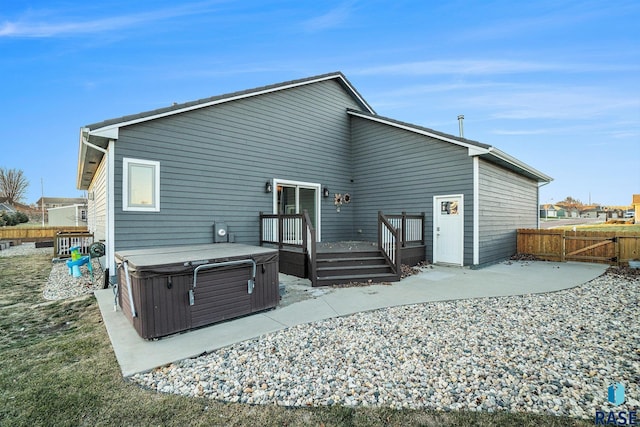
left=77, top=72, right=375, bottom=189
left=85, top=72, right=374, bottom=136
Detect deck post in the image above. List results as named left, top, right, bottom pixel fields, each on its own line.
left=401, top=211, right=407, bottom=247
left=259, top=212, right=263, bottom=246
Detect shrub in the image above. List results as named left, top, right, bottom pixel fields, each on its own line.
left=15, top=211, right=29, bottom=224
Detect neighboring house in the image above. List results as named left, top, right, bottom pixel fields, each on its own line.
left=76, top=71, right=552, bottom=279
left=540, top=204, right=559, bottom=218
left=0, top=202, right=16, bottom=214
left=580, top=205, right=604, bottom=219
left=48, top=204, right=88, bottom=226
left=36, top=197, right=87, bottom=210
left=633, top=194, right=640, bottom=220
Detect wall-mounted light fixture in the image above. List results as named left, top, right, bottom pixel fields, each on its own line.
left=323, top=187, right=330, bottom=198
left=265, top=181, right=273, bottom=193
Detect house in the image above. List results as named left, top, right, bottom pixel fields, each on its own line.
left=632, top=194, right=640, bottom=220
left=36, top=197, right=87, bottom=210
left=47, top=204, right=87, bottom=226
left=540, top=204, right=560, bottom=219
left=76, top=72, right=552, bottom=282
left=0, top=202, right=16, bottom=214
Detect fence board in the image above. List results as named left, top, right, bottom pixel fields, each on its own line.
left=0, top=226, right=88, bottom=242
left=517, top=229, right=640, bottom=266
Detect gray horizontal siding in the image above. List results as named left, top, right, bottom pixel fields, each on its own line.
left=478, top=159, right=538, bottom=264
left=113, top=80, right=361, bottom=251
left=350, top=116, right=474, bottom=265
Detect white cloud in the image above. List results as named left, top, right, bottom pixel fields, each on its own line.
left=0, top=1, right=224, bottom=38
left=353, top=59, right=640, bottom=77
left=301, top=2, right=354, bottom=32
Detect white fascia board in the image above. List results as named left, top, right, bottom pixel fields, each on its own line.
left=89, top=126, right=119, bottom=140
left=347, top=110, right=491, bottom=154
left=87, top=73, right=373, bottom=137
left=487, top=147, right=553, bottom=182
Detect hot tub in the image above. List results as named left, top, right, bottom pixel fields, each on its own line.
left=115, top=243, right=279, bottom=339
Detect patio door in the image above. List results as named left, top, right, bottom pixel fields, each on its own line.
left=273, top=179, right=321, bottom=241
left=433, top=195, right=464, bottom=265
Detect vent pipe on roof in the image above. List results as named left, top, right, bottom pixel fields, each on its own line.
left=457, top=115, right=465, bottom=138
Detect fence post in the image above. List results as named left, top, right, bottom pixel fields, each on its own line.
left=560, top=230, right=566, bottom=262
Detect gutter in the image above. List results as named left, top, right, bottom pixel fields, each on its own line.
left=487, top=147, right=553, bottom=183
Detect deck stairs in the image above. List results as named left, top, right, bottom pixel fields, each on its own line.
left=315, top=248, right=399, bottom=286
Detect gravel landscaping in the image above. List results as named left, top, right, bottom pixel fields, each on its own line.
left=129, top=268, right=639, bottom=420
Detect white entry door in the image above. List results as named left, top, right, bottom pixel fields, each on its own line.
left=433, top=195, right=464, bottom=265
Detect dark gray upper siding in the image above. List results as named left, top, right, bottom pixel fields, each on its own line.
left=350, top=116, right=475, bottom=265
left=113, top=79, right=361, bottom=250
left=478, top=158, right=538, bottom=264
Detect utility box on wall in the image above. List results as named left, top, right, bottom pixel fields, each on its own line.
left=214, top=222, right=228, bottom=243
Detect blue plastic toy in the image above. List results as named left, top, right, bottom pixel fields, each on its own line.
left=66, top=246, right=92, bottom=278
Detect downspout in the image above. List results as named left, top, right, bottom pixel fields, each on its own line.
left=537, top=181, right=551, bottom=229
left=80, top=129, right=112, bottom=274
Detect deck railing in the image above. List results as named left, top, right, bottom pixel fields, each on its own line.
left=260, top=211, right=317, bottom=285
left=54, top=231, right=94, bottom=258
left=378, top=211, right=402, bottom=279
left=385, top=211, right=425, bottom=247
left=259, top=213, right=304, bottom=247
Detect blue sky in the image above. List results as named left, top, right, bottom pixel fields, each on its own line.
left=1, top=0, right=638, bottom=207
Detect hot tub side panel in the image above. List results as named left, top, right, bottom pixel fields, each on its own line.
left=118, top=267, right=192, bottom=339
left=191, top=267, right=253, bottom=328
left=252, top=255, right=280, bottom=311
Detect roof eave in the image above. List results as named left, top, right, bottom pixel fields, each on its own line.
left=484, top=147, right=553, bottom=183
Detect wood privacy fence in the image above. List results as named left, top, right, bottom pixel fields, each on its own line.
left=0, top=226, right=89, bottom=242
left=517, top=229, right=640, bottom=266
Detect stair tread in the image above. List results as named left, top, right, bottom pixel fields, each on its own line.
left=317, top=264, right=390, bottom=271
left=316, top=256, right=385, bottom=262
left=317, top=273, right=398, bottom=280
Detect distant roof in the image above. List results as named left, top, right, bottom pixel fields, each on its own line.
left=36, top=197, right=86, bottom=205
left=0, top=202, right=16, bottom=213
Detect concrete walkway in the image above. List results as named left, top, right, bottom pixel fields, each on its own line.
left=94, top=261, right=608, bottom=377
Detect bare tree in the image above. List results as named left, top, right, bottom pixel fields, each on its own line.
left=0, top=167, right=29, bottom=204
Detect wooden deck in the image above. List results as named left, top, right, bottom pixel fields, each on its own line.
left=260, top=211, right=426, bottom=286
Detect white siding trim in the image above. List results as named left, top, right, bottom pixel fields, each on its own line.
left=473, top=157, right=480, bottom=265
left=107, top=141, right=116, bottom=277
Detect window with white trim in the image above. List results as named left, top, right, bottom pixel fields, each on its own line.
left=123, top=158, right=160, bottom=212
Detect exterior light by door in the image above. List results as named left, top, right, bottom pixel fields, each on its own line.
left=265, top=181, right=273, bottom=193
left=323, top=187, right=330, bottom=197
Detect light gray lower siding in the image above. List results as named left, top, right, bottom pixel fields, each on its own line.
left=350, top=116, right=475, bottom=265
left=112, top=80, right=361, bottom=251
left=478, top=159, right=538, bottom=264
left=88, top=157, right=107, bottom=242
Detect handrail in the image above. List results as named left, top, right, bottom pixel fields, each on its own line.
left=378, top=211, right=401, bottom=279
left=259, top=212, right=305, bottom=248
left=384, top=212, right=425, bottom=246
left=190, top=259, right=257, bottom=306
